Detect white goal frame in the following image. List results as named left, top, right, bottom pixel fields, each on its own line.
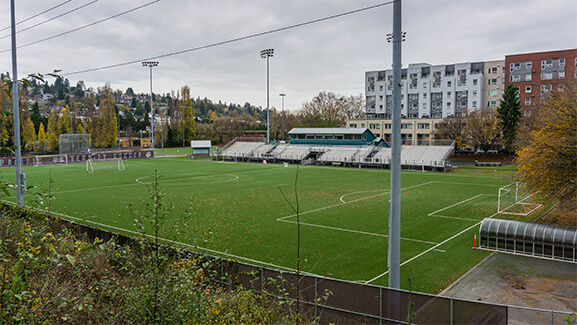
left=497, top=182, right=542, bottom=216
left=86, top=159, right=94, bottom=173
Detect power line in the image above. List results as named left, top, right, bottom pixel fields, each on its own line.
left=0, top=0, right=73, bottom=33
left=0, top=0, right=160, bottom=52
left=0, top=0, right=99, bottom=40
left=62, top=0, right=394, bottom=77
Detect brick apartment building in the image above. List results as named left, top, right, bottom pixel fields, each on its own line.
left=505, top=48, right=577, bottom=118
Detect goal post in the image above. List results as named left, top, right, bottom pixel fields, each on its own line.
left=117, top=158, right=125, bottom=171
left=497, top=182, right=542, bottom=216
left=86, top=159, right=94, bottom=173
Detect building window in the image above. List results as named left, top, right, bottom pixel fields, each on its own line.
left=349, top=124, right=357, bottom=128
left=559, top=58, right=565, bottom=67
left=447, top=102, right=451, bottom=107
left=541, top=60, right=553, bottom=69
left=423, top=82, right=428, bottom=89
left=510, top=63, right=521, bottom=71
left=473, top=90, right=478, bottom=96
left=488, top=90, right=497, bottom=97
left=525, top=74, right=532, bottom=81
left=502, top=67, right=505, bottom=73
left=472, top=101, right=477, bottom=108
left=502, top=78, right=505, bottom=84
left=524, top=110, right=531, bottom=117
left=559, top=71, right=565, bottom=79
left=490, top=100, right=497, bottom=107
left=526, top=62, right=532, bottom=69
left=423, top=93, right=427, bottom=99
left=488, top=79, right=497, bottom=85
left=558, top=84, right=565, bottom=91
left=541, top=85, right=552, bottom=93
left=423, top=103, right=427, bottom=109
left=491, top=67, right=497, bottom=74
left=379, top=85, right=383, bottom=91
left=541, top=72, right=553, bottom=80
left=401, top=123, right=413, bottom=130
left=417, top=123, right=430, bottom=130
left=384, top=123, right=392, bottom=129
left=473, top=79, right=478, bottom=86
left=447, top=81, right=452, bottom=87
left=525, top=98, right=531, bottom=105
left=511, top=75, right=520, bottom=82
left=525, top=86, right=532, bottom=93
left=361, top=124, right=365, bottom=128
left=379, top=95, right=383, bottom=100
left=447, top=91, right=452, bottom=97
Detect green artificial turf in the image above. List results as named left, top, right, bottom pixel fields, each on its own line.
left=0, top=158, right=542, bottom=294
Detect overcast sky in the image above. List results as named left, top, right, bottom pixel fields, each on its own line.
left=1, top=0, right=576, bottom=112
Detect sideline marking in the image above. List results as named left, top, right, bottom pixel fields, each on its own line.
left=365, top=210, right=501, bottom=284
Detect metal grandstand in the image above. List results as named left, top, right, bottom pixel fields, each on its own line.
left=213, top=139, right=453, bottom=171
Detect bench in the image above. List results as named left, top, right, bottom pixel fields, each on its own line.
left=475, top=161, right=501, bottom=167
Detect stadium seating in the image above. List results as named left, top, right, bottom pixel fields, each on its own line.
left=218, top=141, right=453, bottom=169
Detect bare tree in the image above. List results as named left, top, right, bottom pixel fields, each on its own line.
left=464, top=108, right=501, bottom=158
left=299, top=91, right=365, bottom=127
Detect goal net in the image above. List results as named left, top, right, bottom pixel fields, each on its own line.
left=85, top=157, right=125, bottom=173
left=497, top=182, right=542, bottom=216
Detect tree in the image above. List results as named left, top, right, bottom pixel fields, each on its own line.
left=21, top=117, right=36, bottom=151
left=432, top=116, right=466, bottom=150
left=57, top=106, right=72, bottom=135
left=464, top=108, right=501, bottom=158
left=177, top=85, right=196, bottom=146
left=298, top=91, right=364, bottom=127
left=516, top=82, right=576, bottom=205
left=97, top=84, right=118, bottom=147
left=47, top=109, right=59, bottom=151
left=37, top=123, right=46, bottom=151
left=497, top=83, right=522, bottom=152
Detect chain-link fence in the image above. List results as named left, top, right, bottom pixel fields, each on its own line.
left=41, top=215, right=573, bottom=324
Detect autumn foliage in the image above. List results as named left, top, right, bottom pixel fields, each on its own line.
left=516, top=83, right=577, bottom=205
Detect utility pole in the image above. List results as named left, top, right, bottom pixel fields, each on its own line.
left=388, top=0, right=403, bottom=290
left=11, top=0, right=24, bottom=207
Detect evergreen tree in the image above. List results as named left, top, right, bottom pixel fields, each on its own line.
left=497, top=83, right=522, bottom=152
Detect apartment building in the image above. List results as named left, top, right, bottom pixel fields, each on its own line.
left=482, top=60, right=506, bottom=109
left=505, top=49, right=577, bottom=118
left=365, top=62, right=485, bottom=120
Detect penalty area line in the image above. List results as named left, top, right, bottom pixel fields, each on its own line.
left=365, top=210, right=501, bottom=285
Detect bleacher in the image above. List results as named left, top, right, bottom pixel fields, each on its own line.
left=216, top=141, right=453, bottom=171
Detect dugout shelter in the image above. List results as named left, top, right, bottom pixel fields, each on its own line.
left=478, top=218, right=576, bottom=263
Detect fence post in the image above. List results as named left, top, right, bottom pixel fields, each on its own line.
left=314, top=277, right=318, bottom=320
left=379, top=287, right=383, bottom=325
left=260, top=268, right=264, bottom=294
left=450, top=297, right=454, bottom=325
left=551, top=311, right=554, bottom=325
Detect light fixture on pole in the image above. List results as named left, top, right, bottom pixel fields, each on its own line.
left=279, top=93, right=286, bottom=141
left=260, top=49, right=274, bottom=143
left=142, top=61, right=158, bottom=152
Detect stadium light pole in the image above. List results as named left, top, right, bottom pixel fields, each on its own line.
left=142, top=61, right=158, bottom=152
left=279, top=93, right=286, bottom=141
left=10, top=0, right=24, bottom=207
left=261, top=49, right=274, bottom=143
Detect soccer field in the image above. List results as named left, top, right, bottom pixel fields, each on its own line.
left=0, top=157, right=535, bottom=294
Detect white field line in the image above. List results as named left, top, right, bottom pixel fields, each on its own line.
left=365, top=210, right=501, bottom=284
left=278, top=219, right=439, bottom=245
left=430, top=214, right=478, bottom=222
left=427, top=194, right=483, bottom=216
left=277, top=181, right=434, bottom=222
left=433, top=181, right=505, bottom=187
